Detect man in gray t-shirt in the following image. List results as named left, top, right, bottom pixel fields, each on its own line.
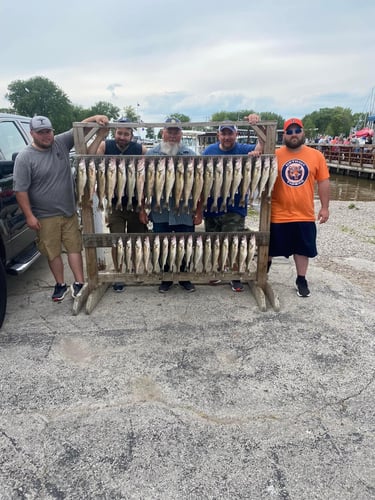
left=14, top=114, right=108, bottom=302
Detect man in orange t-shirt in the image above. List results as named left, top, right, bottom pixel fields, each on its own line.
left=269, top=118, right=330, bottom=297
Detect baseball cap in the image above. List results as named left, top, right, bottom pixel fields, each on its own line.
left=283, top=118, right=303, bottom=132
left=30, top=116, right=53, bottom=132
left=218, top=121, right=237, bottom=133
left=116, top=117, right=134, bottom=130
left=164, top=117, right=182, bottom=130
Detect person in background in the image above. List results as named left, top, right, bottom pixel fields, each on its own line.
left=202, top=114, right=264, bottom=292
left=267, top=117, right=330, bottom=297
left=88, top=117, right=148, bottom=293
left=14, top=114, right=109, bottom=302
left=146, top=117, right=201, bottom=293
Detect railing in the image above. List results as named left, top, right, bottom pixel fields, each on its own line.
left=307, top=143, right=375, bottom=169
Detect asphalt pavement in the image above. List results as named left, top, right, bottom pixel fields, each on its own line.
left=1, top=252, right=374, bottom=499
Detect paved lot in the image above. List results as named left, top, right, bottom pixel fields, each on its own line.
left=1, top=252, right=374, bottom=499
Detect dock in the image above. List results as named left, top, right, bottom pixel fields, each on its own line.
left=308, top=144, right=375, bottom=179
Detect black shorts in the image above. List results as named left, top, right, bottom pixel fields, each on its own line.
left=269, top=222, right=317, bottom=258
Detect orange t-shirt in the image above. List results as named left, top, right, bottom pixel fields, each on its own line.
left=272, top=145, right=329, bottom=223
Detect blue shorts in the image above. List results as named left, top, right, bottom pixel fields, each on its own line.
left=269, top=222, right=317, bottom=258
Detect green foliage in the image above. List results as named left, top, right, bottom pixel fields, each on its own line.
left=302, top=106, right=354, bottom=137
left=89, top=101, right=120, bottom=120
left=211, top=110, right=256, bottom=122
left=145, top=127, right=155, bottom=139
left=5, top=76, right=72, bottom=133
left=169, top=113, right=190, bottom=123
left=120, top=105, right=138, bottom=122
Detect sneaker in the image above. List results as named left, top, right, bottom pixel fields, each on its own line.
left=71, top=282, right=84, bottom=299
left=296, top=277, right=311, bottom=297
left=179, top=281, right=196, bottom=293
left=209, top=279, right=221, bottom=285
left=112, top=282, right=125, bottom=293
left=52, top=283, right=68, bottom=302
left=230, top=280, right=244, bottom=292
left=159, top=281, right=173, bottom=293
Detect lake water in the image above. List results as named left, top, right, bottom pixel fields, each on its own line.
left=319, top=173, right=375, bottom=202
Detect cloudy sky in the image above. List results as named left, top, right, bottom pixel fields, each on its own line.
left=1, top=0, right=374, bottom=123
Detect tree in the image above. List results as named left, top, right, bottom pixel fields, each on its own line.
left=121, top=105, right=139, bottom=122
left=145, top=127, right=155, bottom=140
left=89, top=101, right=120, bottom=121
left=5, top=76, right=73, bottom=133
left=169, top=113, right=190, bottom=123
left=259, top=112, right=284, bottom=130
left=211, top=110, right=256, bottom=122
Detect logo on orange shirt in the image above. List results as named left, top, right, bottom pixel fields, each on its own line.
left=281, top=159, right=308, bottom=186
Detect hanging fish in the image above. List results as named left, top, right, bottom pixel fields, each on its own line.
left=246, top=233, right=257, bottom=273
left=220, top=235, right=229, bottom=272
left=185, top=234, right=193, bottom=272
left=239, top=156, right=252, bottom=208
left=87, top=158, right=96, bottom=203
left=257, top=155, right=270, bottom=201
left=182, top=157, right=195, bottom=213
left=145, top=158, right=155, bottom=209
left=192, top=157, right=204, bottom=213
left=203, top=235, right=212, bottom=273
left=97, top=157, right=106, bottom=211
left=106, top=157, right=117, bottom=214
left=212, top=235, right=220, bottom=273
left=117, top=237, right=124, bottom=273
left=202, top=157, right=214, bottom=210
left=154, top=157, right=166, bottom=213
left=134, top=236, right=143, bottom=274
left=125, top=237, right=133, bottom=273
left=76, top=157, right=87, bottom=207
left=267, top=155, right=278, bottom=197
left=176, top=235, right=185, bottom=272
left=126, top=158, right=136, bottom=211
left=152, top=235, right=160, bottom=273
left=136, top=157, right=145, bottom=212
left=238, top=235, right=248, bottom=273
left=161, top=235, right=169, bottom=271
left=211, top=157, right=224, bottom=213
left=249, top=156, right=262, bottom=203
left=230, top=235, right=239, bottom=270
left=193, top=235, right=203, bottom=272
left=219, top=157, right=233, bottom=212
left=164, top=156, right=175, bottom=209
left=115, top=158, right=126, bottom=211
left=229, top=157, right=243, bottom=207
left=174, top=157, right=185, bottom=212
left=168, top=235, right=177, bottom=273
left=143, top=236, right=151, bottom=274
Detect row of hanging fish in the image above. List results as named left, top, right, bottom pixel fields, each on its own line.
left=75, top=155, right=278, bottom=214
left=112, top=233, right=257, bottom=275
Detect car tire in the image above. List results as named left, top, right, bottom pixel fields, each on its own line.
left=0, top=260, right=7, bottom=328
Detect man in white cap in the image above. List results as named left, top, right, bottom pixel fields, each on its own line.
left=14, top=113, right=109, bottom=302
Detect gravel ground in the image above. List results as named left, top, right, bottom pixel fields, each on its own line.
left=246, top=200, right=375, bottom=297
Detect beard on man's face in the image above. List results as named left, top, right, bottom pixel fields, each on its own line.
left=284, top=134, right=305, bottom=149
left=160, top=141, right=180, bottom=155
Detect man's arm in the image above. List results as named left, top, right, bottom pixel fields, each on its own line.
left=15, top=192, right=41, bottom=231
left=317, top=178, right=330, bottom=224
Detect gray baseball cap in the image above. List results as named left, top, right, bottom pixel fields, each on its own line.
left=30, top=116, right=53, bottom=131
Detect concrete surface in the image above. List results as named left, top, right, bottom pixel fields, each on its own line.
left=1, top=251, right=374, bottom=500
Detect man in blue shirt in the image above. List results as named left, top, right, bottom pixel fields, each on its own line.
left=202, top=115, right=263, bottom=291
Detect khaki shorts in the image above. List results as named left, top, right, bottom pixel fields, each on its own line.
left=108, top=207, right=148, bottom=234
left=37, top=214, right=82, bottom=261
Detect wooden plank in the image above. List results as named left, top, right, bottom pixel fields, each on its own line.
left=94, top=271, right=257, bottom=284
left=264, top=282, right=280, bottom=312
left=72, top=283, right=90, bottom=316
left=73, top=120, right=277, bottom=130
left=248, top=282, right=267, bottom=312
left=85, top=283, right=110, bottom=315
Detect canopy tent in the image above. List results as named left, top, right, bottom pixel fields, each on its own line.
left=355, top=127, right=374, bottom=138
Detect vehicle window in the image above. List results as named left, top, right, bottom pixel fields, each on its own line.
left=19, top=120, right=32, bottom=142
left=0, top=121, right=29, bottom=161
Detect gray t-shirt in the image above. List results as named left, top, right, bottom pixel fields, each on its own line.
left=14, top=131, right=76, bottom=218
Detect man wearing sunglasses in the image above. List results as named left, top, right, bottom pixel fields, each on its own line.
left=269, top=118, right=330, bottom=297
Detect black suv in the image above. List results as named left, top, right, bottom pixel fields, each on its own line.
left=0, top=113, right=41, bottom=327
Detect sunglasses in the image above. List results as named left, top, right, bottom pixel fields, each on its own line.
left=285, top=127, right=303, bottom=135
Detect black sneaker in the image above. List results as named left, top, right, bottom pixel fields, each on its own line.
left=179, top=281, right=196, bottom=293
left=52, top=283, right=68, bottom=302
left=296, top=277, right=311, bottom=297
left=112, top=282, right=125, bottom=293
left=71, top=282, right=84, bottom=299
left=230, top=280, right=244, bottom=292
left=159, top=281, right=173, bottom=293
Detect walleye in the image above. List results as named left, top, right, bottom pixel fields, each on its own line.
left=249, top=156, right=262, bottom=203
left=192, top=157, right=204, bottom=213
left=182, top=157, right=195, bottom=213
left=115, top=158, right=126, bottom=211
left=126, top=158, right=136, bottom=211
left=212, top=235, right=220, bottom=273
left=220, top=157, right=234, bottom=212
left=136, top=157, right=146, bottom=212
left=230, top=234, right=239, bottom=270
left=176, top=236, right=185, bottom=272
left=143, top=236, right=151, bottom=274
left=161, top=235, right=169, bottom=271
left=174, top=157, right=185, bottom=212
left=87, top=158, right=97, bottom=202
left=154, top=157, right=166, bottom=213
left=238, top=235, right=248, bottom=273
left=134, top=236, right=143, bottom=274
left=117, top=237, right=124, bottom=273
left=76, top=158, right=87, bottom=207
left=125, top=237, right=133, bottom=273
left=211, top=157, right=224, bottom=213
left=246, top=233, right=256, bottom=272
left=152, top=235, right=160, bottom=273
left=239, top=156, right=252, bottom=208
left=203, top=235, right=212, bottom=273
left=168, top=235, right=177, bottom=273
left=202, top=157, right=214, bottom=210
left=229, top=157, right=243, bottom=207
left=221, top=235, right=229, bottom=271
left=145, top=158, right=155, bottom=209
left=193, top=235, right=203, bottom=272
left=257, top=155, right=270, bottom=201
left=164, top=156, right=175, bottom=209
left=106, top=157, right=117, bottom=213
left=97, top=157, right=106, bottom=210
left=185, top=234, right=193, bottom=271
left=267, top=155, right=278, bottom=197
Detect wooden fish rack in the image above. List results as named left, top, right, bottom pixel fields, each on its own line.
left=72, top=120, right=279, bottom=314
